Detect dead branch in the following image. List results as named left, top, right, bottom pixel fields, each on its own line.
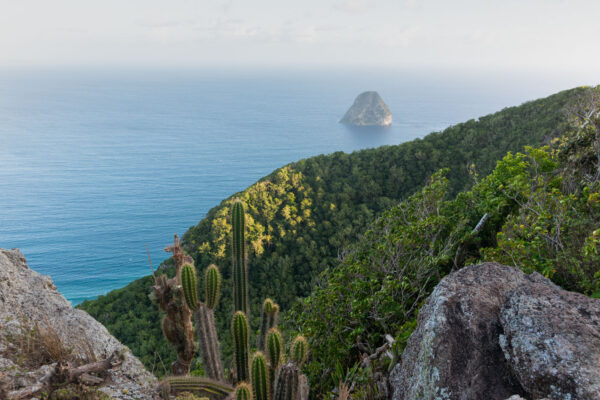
left=8, top=351, right=123, bottom=400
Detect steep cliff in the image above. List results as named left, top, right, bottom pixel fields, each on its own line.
left=0, top=248, right=158, bottom=399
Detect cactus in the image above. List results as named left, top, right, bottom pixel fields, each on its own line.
left=266, top=328, right=283, bottom=396
left=273, top=363, right=299, bottom=400
left=193, top=263, right=224, bottom=381
left=204, top=264, right=221, bottom=310
left=232, top=199, right=249, bottom=315
left=290, top=336, right=309, bottom=368
left=258, top=298, right=279, bottom=350
left=196, top=303, right=224, bottom=382
left=234, top=382, right=253, bottom=400
left=181, top=264, right=199, bottom=311
left=153, top=235, right=196, bottom=375
left=159, top=376, right=233, bottom=399
left=232, top=311, right=250, bottom=383
left=251, top=352, right=270, bottom=400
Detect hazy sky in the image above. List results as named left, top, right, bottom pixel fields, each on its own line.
left=2, top=0, right=600, bottom=75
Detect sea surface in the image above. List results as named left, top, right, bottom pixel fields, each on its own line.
left=0, top=68, right=584, bottom=304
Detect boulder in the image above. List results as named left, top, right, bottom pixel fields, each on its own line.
left=390, top=262, right=600, bottom=400
left=340, top=91, right=392, bottom=127
left=500, top=275, right=600, bottom=399
left=0, top=248, right=158, bottom=399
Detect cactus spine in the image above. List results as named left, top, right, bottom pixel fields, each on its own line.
left=232, top=199, right=249, bottom=316
left=251, top=352, right=270, bottom=400
left=235, top=382, right=253, bottom=400
left=205, top=264, right=221, bottom=310
left=258, top=298, right=279, bottom=350
left=232, top=311, right=250, bottom=383
left=290, top=336, right=309, bottom=368
left=181, top=264, right=199, bottom=311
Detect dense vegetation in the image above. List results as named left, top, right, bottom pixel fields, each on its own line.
left=290, top=87, right=600, bottom=397
left=79, top=87, right=586, bottom=377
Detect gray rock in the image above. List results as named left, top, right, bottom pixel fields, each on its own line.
left=390, top=262, right=600, bottom=400
left=390, top=263, right=527, bottom=400
left=0, top=248, right=158, bottom=399
left=340, top=91, right=392, bottom=126
left=500, top=275, right=600, bottom=400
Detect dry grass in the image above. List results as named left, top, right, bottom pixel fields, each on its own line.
left=3, top=316, right=72, bottom=369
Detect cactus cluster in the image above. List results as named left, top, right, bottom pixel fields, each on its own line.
left=157, top=200, right=309, bottom=400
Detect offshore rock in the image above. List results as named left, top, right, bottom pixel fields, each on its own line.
left=0, top=248, right=158, bottom=399
left=340, top=91, right=392, bottom=126
left=390, top=262, right=600, bottom=400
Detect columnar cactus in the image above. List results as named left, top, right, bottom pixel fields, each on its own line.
left=154, top=235, right=196, bottom=375
left=290, top=336, right=309, bottom=368
left=156, top=202, right=310, bottom=399
left=235, top=382, right=253, bottom=400
left=158, top=376, right=233, bottom=399
left=266, top=328, right=283, bottom=395
left=273, top=363, right=299, bottom=400
left=232, top=199, right=249, bottom=315
left=258, top=298, right=279, bottom=350
left=251, top=352, right=270, bottom=400
left=196, top=303, right=224, bottom=381
left=181, top=264, right=199, bottom=311
left=196, top=263, right=224, bottom=381
left=232, top=311, right=250, bottom=383
left=204, top=264, right=221, bottom=310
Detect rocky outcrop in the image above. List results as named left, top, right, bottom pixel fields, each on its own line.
left=0, top=248, right=158, bottom=399
left=500, top=276, right=600, bottom=399
left=340, top=91, right=392, bottom=126
left=390, top=263, right=600, bottom=400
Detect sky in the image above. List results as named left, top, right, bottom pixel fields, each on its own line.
left=1, top=0, right=600, bottom=77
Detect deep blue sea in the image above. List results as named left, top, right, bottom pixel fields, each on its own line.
left=0, top=68, right=585, bottom=304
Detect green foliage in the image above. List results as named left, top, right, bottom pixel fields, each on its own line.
left=232, top=199, right=250, bottom=316
left=205, top=264, right=222, bottom=310
left=482, top=121, right=600, bottom=295
left=78, top=86, right=587, bottom=375
left=181, top=264, right=199, bottom=311
left=251, top=352, right=270, bottom=400
left=290, top=87, right=600, bottom=397
left=232, top=311, right=250, bottom=383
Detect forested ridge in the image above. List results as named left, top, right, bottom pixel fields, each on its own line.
left=291, top=86, right=600, bottom=397
left=79, top=87, right=587, bottom=377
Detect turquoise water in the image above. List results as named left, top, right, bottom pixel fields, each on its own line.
left=0, top=68, right=575, bottom=304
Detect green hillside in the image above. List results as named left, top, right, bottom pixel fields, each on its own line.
left=79, top=87, right=587, bottom=374
left=291, top=87, right=600, bottom=397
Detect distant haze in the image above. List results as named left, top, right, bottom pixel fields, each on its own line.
left=1, top=0, right=599, bottom=79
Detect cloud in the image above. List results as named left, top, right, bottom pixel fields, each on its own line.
left=333, top=0, right=370, bottom=14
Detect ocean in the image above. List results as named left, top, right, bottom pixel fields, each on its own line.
left=0, top=68, right=582, bottom=304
